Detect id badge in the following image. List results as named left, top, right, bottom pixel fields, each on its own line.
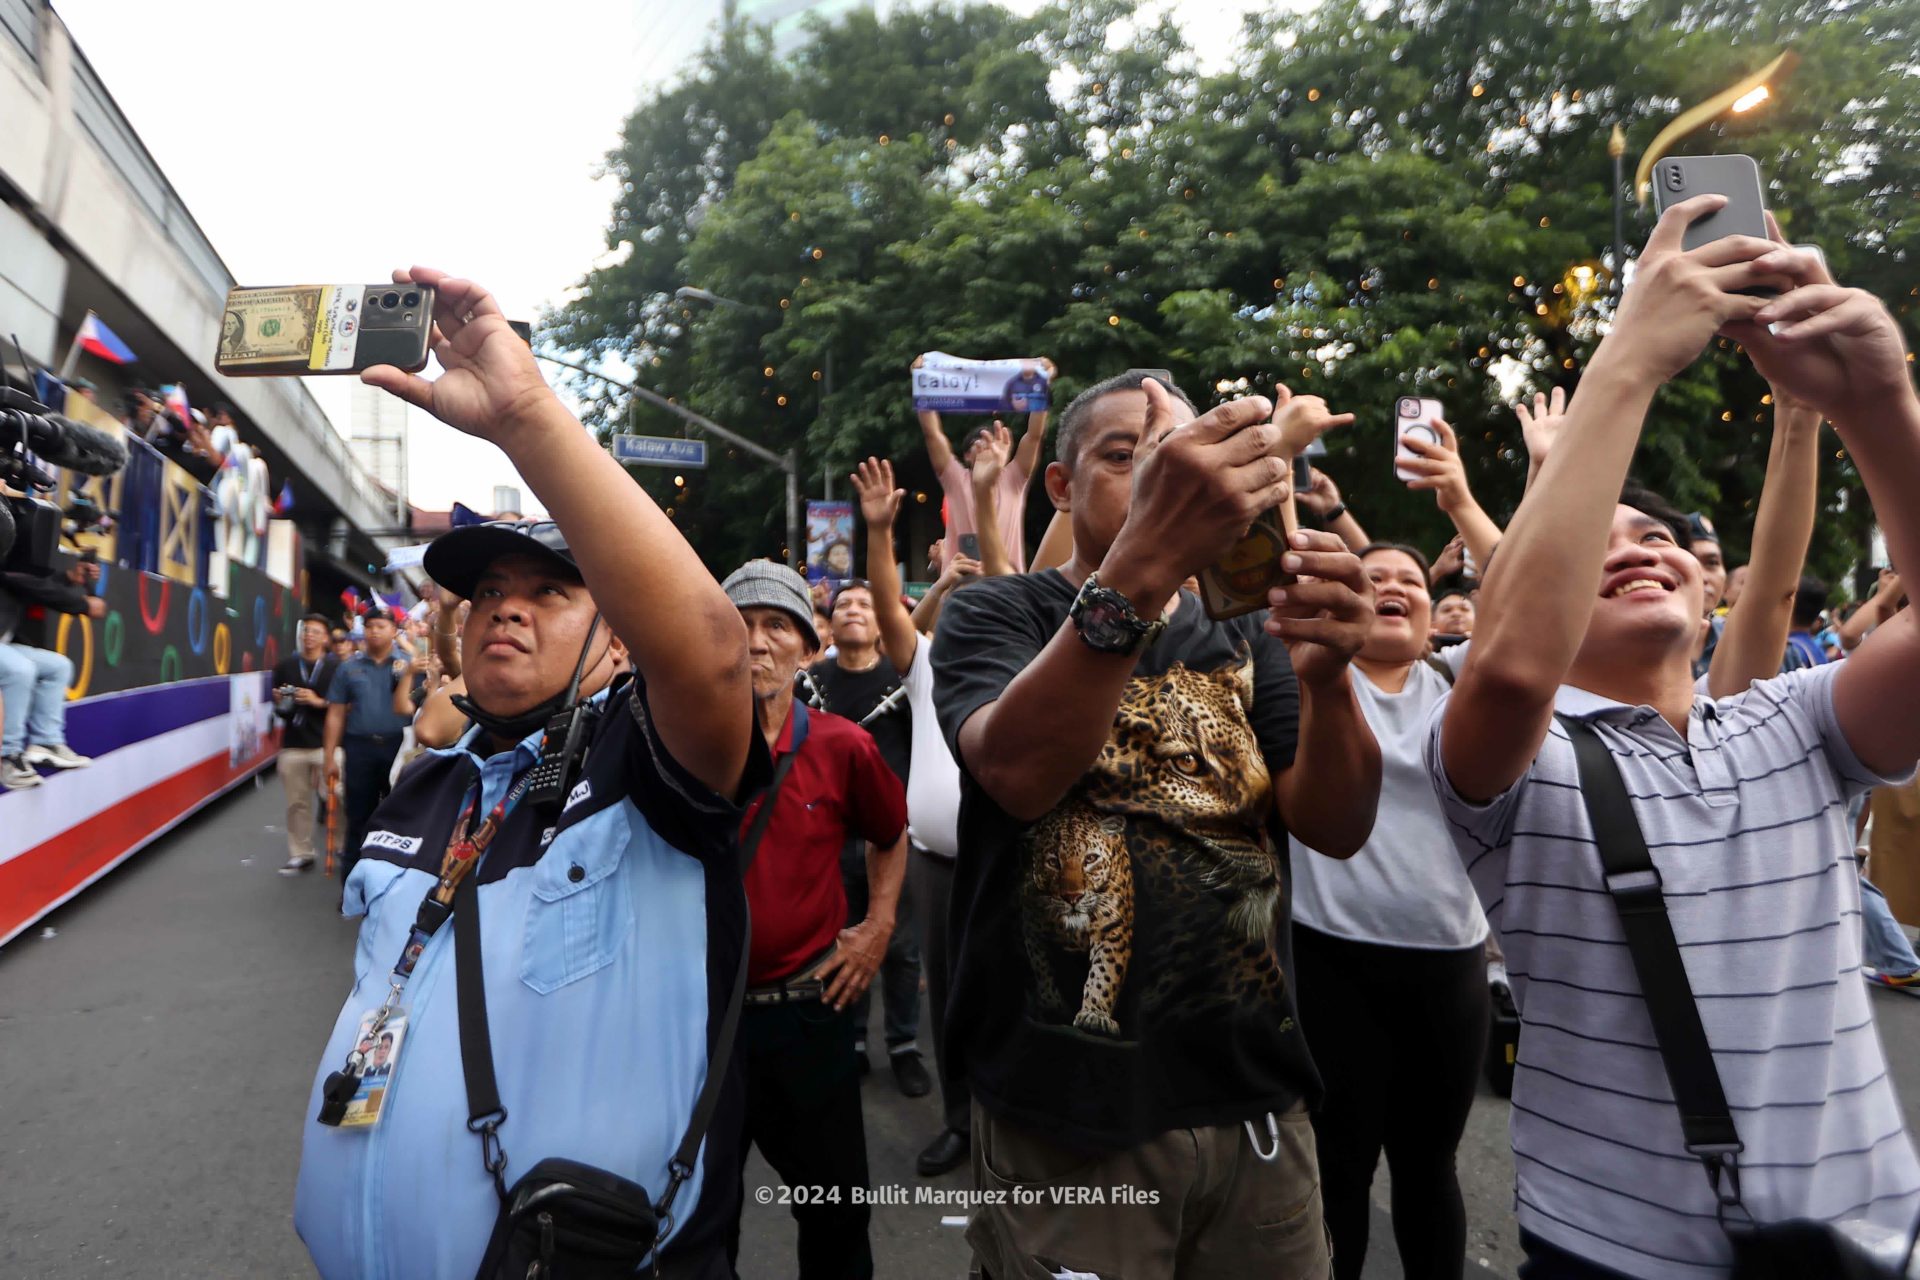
left=338, top=1008, right=410, bottom=1129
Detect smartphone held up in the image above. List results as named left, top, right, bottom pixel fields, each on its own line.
left=1394, top=397, right=1443, bottom=483
left=216, top=284, right=435, bottom=377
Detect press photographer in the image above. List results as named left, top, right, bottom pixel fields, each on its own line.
left=0, top=385, right=126, bottom=790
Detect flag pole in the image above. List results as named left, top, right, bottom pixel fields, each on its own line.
left=56, top=314, right=88, bottom=381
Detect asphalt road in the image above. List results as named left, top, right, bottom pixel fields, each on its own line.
left=7, top=781, right=1920, bottom=1278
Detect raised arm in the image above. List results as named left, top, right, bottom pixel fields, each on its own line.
left=917, top=407, right=955, bottom=475
left=911, top=555, right=982, bottom=633
left=1030, top=511, right=1073, bottom=573
left=1732, top=256, right=1920, bottom=775
left=1443, top=199, right=1777, bottom=801
left=1836, top=571, right=1905, bottom=653
left=1013, top=407, right=1049, bottom=478
left=1515, top=386, right=1570, bottom=493
left=1295, top=469, right=1369, bottom=551
left=954, top=384, right=1290, bottom=821
left=851, top=456, right=920, bottom=672
left=1706, top=393, right=1822, bottom=696
left=970, top=421, right=1016, bottom=577
left=361, top=267, right=751, bottom=797
left=1397, top=417, right=1503, bottom=569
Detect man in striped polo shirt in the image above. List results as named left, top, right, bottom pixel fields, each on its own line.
left=1428, top=197, right=1920, bottom=1277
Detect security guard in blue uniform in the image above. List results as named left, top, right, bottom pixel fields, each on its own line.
left=293, top=266, right=764, bottom=1280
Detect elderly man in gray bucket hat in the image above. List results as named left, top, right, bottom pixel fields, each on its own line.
left=718, top=559, right=906, bottom=1280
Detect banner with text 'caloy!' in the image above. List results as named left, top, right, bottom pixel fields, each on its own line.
left=911, top=352, right=1052, bottom=414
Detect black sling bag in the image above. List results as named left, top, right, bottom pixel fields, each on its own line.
left=469, top=733, right=802, bottom=1280
left=1558, top=715, right=1919, bottom=1279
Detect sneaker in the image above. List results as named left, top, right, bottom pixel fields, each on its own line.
left=1866, top=969, right=1920, bottom=996
left=853, top=1038, right=871, bottom=1077
left=891, top=1049, right=933, bottom=1098
left=1, top=755, right=42, bottom=789
left=278, top=856, right=315, bottom=877
left=22, top=743, right=91, bottom=770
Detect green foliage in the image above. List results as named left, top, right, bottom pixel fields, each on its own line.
left=548, top=0, right=1920, bottom=586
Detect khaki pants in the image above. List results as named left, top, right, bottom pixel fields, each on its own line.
left=277, top=747, right=329, bottom=862
left=967, top=1100, right=1331, bottom=1280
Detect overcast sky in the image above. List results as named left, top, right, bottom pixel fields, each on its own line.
left=53, top=0, right=1270, bottom=518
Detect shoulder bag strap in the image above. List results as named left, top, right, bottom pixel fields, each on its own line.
left=1424, top=654, right=1458, bottom=686
left=1555, top=714, right=1747, bottom=1211
left=654, top=701, right=808, bottom=1226
left=454, top=706, right=811, bottom=1225
left=454, top=873, right=512, bottom=1199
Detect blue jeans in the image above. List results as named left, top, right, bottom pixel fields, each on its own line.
left=1861, top=873, right=1920, bottom=975
left=0, top=643, right=72, bottom=756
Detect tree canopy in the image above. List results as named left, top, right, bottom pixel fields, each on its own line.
left=545, top=0, right=1920, bottom=587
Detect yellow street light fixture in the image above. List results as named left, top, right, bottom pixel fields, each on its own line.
left=1634, top=49, right=1798, bottom=205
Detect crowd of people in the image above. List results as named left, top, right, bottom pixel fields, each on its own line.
left=282, top=201, right=1920, bottom=1280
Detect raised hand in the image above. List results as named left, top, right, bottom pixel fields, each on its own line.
left=1514, top=387, right=1569, bottom=476
left=971, top=420, right=1014, bottom=488
left=851, top=457, right=904, bottom=529
left=1396, top=417, right=1475, bottom=513
left=1606, top=196, right=1783, bottom=384
left=359, top=268, right=558, bottom=443
left=1296, top=467, right=1342, bottom=517
left=1431, top=535, right=1466, bottom=584
left=1263, top=529, right=1375, bottom=687
left=1269, top=382, right=1356, bottom=457
left=1732, top=252, right=1915, bottom=428
left=1111, top=379, right=1289, bottom=587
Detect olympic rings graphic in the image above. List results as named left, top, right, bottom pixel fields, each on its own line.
left=213, top=622, right=232, bottom=675
left=138, top=575, right=171, bottom=634
left=160, top=645, right=182, bottom=683
left=95, top=562, right=110, bottom=594
left=254, top=596, right=268, bottom=646
left=273, top=586, right=285, bottom=617
left=56, top=613, right=95, bottom=701
left=241, top=652, right=254, bottom=673
left=188, top=589, right=209, bottom=655
left=264, top=635, right=280, bottom=671
left=104, top=611, right=125, bottom=666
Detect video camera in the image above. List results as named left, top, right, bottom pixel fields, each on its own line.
left=1, top=386, right=129, bottom=576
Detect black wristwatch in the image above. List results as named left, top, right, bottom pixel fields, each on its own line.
left=1322, top=502, right=1348, bottom=525
left=1069, top=572, right=1167, bottom=656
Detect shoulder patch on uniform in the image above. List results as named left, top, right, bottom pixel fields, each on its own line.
left=564, top=778, right=593, bottom=812
left=363, top=829, right=423, bottom=855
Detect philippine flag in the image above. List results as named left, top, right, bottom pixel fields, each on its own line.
left=76, top=312, right=137, bottom=365
left=273, top=480, right=295, bottom=515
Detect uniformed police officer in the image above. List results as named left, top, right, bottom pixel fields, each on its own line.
left=294, top=266, right=764, bottom=1280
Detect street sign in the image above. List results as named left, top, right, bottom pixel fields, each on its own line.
left=612, top=434, right=708, bottom=468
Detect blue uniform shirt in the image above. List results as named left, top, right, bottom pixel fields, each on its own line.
left=294, top=675, right=767, bottom=1279
left=326, top=651, right=414, bottom=738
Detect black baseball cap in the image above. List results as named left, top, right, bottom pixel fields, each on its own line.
left=423, top=519, right=580, bottom=601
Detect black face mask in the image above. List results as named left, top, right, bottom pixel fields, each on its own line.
left=453, top=615, right=606, bottom=748
left=451, top=687, right=571, bottom=746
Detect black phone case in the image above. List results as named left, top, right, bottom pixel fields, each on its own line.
left=1651, top=155, right=1769, bottom=251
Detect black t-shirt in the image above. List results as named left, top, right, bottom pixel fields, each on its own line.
left=931, top=569, right=1315, bottom=1150
left=808, top=654, right=910, bottom=785
left=272, top=653, right=338, bottom=750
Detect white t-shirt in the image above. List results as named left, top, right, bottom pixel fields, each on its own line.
left=1288, top=645, right=1488, bottom=950
left=903, top=635, right=962, bottom=858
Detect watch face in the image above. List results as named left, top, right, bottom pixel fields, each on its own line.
left=1082, top=599, right=1131, bottom=647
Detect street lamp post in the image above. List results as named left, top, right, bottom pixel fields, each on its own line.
left=533, top=349, right=804, bottom=571
left=1609, top=124, right=1628, bottom=305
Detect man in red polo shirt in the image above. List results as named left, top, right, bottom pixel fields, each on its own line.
left=720, top=559, right=906, bottom=1280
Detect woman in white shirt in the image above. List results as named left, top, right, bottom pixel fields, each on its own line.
left=1288, top=542, right=1488, bottom=1280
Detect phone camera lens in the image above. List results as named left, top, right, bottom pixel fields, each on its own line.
left=382, top=291, right=400, bottom=309
left=1398, top=397, right=1416, bottom=416
left=403, top=291, right=420, bottom=307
